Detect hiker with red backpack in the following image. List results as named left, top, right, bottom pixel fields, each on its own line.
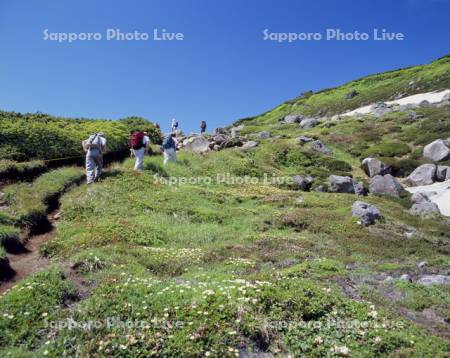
left=130, top=130, right=150, bottom=170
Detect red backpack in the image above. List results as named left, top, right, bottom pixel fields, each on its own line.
left=130, top=131, right=145, bottom=150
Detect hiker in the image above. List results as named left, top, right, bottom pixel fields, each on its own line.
left=171, top=118, right=179, bottom=132
left=82, top=132, right=106, bottom=184
left=130, top=130, right=150, bottom=170
left=154, top=122, right=161, bottom=129
left=200, top=120, right=207, bottom=134
left=162, top=133, right=177, bottom=165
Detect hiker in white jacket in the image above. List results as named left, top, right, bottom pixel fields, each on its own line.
left=82, top=132, right=107, bottom=184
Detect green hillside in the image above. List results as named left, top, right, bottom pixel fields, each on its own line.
left=0, top=56, right=449, bottom=356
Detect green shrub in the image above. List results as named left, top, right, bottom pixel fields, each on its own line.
left=362, top=141, right=411, bottom=158
left=0, top=112, right=161, bottom=161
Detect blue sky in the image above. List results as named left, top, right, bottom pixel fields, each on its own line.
left=0, top=0, right=449, bottom=133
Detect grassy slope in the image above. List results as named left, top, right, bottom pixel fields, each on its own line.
left=0, top=56, right=449, bottom=356
left=235, top=54, right=450, bottom=125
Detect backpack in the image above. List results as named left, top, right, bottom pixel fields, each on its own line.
left=130, top=131, right=145, bottom=150
left=162, top=136, right=175, bottom=150
left=83, top=133, right=103, bottom=152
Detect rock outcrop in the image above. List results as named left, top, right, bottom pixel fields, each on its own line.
left=405, top=164, right=436, bottom=187
left=409, top=192, right=441, bottom=216
left=423, top=139, right=450, bottom=162
left=329, top=175, right=355, bottom=194
left=292, top=175, right=314, bottom=191
left=416, top=275, right=450, bottom=286
left=362, top=158, right=390, bottom=177
left=311, top=140, right=332, bottom=155
left=369, top=174, right=405, bottom=197
left=352, top=201, right=383, bottom=226
left=300, top=117, right=319, bottom=129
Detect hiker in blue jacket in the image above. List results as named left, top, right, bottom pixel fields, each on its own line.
left=82, top=132, right=106, bottom=184
left=162, top=133, right=177, bottom=165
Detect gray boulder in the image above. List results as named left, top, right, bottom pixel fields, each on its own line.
left=409, top=192, right=441, bottom=216
left=353, top=181, right=367, bottom=196
left=423, top=139, right=450, bottom=162
left=405, top=164, right=436, bottom=187
left=300, top=117, right=319, bottom=129
left=352, top=201, right=383, bottom=226
left=282, top=115, right=303, bottom=124
left=362, top=157, right=390, bottom=177
left=416, top=275, right=450, bottom=286
left=241, top=141, right=258, bottom=151
left=297, top=136, right=313, bottom=144
left=256, top=131, right=271, bottom=139
left=230, top=125, right=244, bottom=138
left=346, top=90, right=358, bottom=99
left=292, top=175, right=314, bottom=191
left=311, top=140, right=332, bottom=155
left=213, top=127, right=228, bottom=135
left=183, top=136, right=210, bottom=153
left=369, top=174, right=405, bottom=197
left=329, top=175, right=355, bottom=194
left=371, top=102, right=392, bottom=117
left=211, top=134, right=227, bottom=145
left=436, top=166, right=450, bottom=181
left=221, top=137, right=243, bottom=149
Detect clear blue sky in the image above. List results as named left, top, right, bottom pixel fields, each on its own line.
left=0, top=0, right=449, bottom=133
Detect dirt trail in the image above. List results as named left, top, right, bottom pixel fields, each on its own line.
left=0, top=211, right=58, bottom=296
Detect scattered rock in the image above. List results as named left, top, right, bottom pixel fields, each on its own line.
left=314, top=185, right=327, bottom=192
left=423, top=139, right=450, bottom=162
left=213, top=127, right=228, bottom=135
left=240, top=141, right=258, bottom=151
left=300, top=117, right=319, bottom=129
left=418, top=261, right=427, bottom=269
left=399, top=274, right=411, bottom=282
left=346, top=90, right=358, bottom=99
left=292, top=175, right=314, bottom=191
left=409, top=192, right=441, bottom=216
left=311, top=140, right=332, bottom=155
left=419, top=100, right=432, bottom=108
left=362, top=157, right=390, bottom=177
left=345, top=263, right=358, bottom=270
left=183, top=136, right=210, bottom=153
left=353, top=181, right=367, bottom=196
left=371, top=102, right=392, bottom=117
left=416, top=275, right=450, bottom=286
left=211, top=134, right=227, bottom=145
left=436, top=165, right=450, bottom=181
left=230, top=125, right=244, bottom=138
left=297, top=136, right=313, bottom=144
left=221, top=137, right=243, bottom=149
left=282, top=114, right=303, bottom=124
left=405, top=164, right=436, bottom=187
left=256, top=131, right=271, bottom=139
left=369, top=174, right=405, bottom=198
left=329, top=175, right=355, bottom=194
left=352, top=201, right=383, bottom=226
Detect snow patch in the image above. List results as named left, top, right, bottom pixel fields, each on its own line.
left=343, top=89, right=450, bottom=117
left=405, top=180, right=450, bottom=216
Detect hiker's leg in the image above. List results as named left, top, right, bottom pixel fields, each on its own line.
left=134, top=148, right=145, bottom=170
left=167, top=148, right=176, bottom=163
left=86, top=155, right=96, bottom=184
left=163, top=150, right=169, bottom=165
left=95, top=154, right=103, bottom=179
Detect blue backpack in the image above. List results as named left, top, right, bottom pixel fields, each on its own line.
left=162, top=136, right=175, bottom=150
